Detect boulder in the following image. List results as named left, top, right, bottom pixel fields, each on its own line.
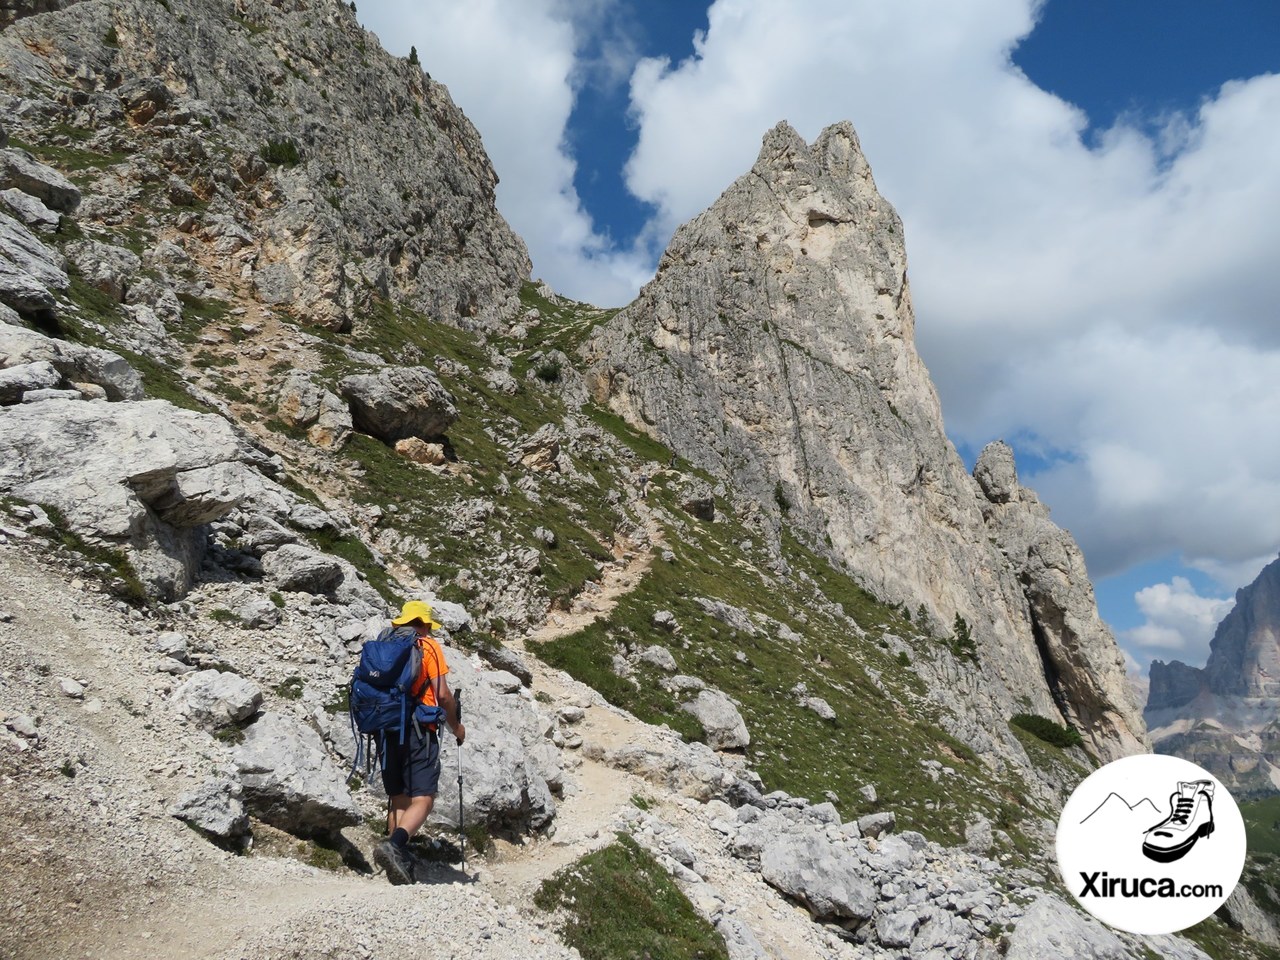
left=676, top=477, right=716, bottom=521
left=760, top=830, right=876, bottom=924
left=428, top=649, right=559, bottom=834
left=171, top=670, right=263, bottom=728
left=584, top=739, right=738, bottom=802
left=0, top=399, right=272, bottom=598
left=510, top=423, right=561, bottom=472
left=275, top=372, right=350, bottom=450
left=235, top=597, right=282, bottom=629
left=64, top=239, right=142, bottom=302
left=0, top=359, right=60, bottom=405
left=235, top=712, right=360, bottom=837
left=261, top=544, right=344, bottom=594
left=857, top=811, right=896, bottom=839
left=800, top=695, right=836, bottom=721
left=694, top=597, right=758, bottom=636
left=339, top=367, right=457, bottom=444
left=1005, top=895, right=1128, bottom=960
left=169, top=776, right=251, bottom=846
left=0, top=322, right=144, bottom=401
left=22, top=388, right=79, bottom=403
left=1220, top=885, right=1280, bottom=948
left=475, top=643, right=533, bottom=687
left=680, top=689, right=750, bottom=750
left=394, top=436, right=446, bottom=465
left=715, top=915, right=768, bottom=960
left=0, top=148, right=81, bottom=213
left=638, top=644, right=678, bottom=672
left=1, top=188, right=59, bottom=233
left=974, top=440, right=1018, bottom=504
left=0, top=258, right=57, bottom=320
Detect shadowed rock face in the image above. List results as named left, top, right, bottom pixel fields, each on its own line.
left=1203, top=557, right=1280, bottom=697
left=1146, top=557, right=1280, bottom=797
left=1147, top=659, right=1206, bottom=712
left=586, top=121, right=1145, bottom=762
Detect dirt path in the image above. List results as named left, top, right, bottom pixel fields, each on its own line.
left=489, top=505, right=669, bottom=899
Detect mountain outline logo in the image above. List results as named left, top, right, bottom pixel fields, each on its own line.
left=1056, top=755, right=1245, bottom=935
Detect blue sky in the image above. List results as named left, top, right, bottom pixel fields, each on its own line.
left=358, top=1, right=1280, bottom=678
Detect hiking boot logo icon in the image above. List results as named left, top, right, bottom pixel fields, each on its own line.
left=1142, top=779, right=1215, bottom=864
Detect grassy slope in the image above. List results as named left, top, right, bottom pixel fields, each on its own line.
left=534, top=466, right=1061, bottom=849
left=533, top=834, right=729, bottom=960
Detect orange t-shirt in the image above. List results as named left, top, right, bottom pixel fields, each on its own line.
left=414, top=635, right=448, bottom=708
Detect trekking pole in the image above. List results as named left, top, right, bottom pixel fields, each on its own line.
left=456, top=688, right=465, bottom=874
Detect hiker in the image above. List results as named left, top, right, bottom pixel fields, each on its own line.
left=372, top=600, right=466, bottom=885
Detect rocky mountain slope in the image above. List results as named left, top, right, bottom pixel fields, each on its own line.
left=583, top=121, right=1143, bottom=764
left=1148, top=556, right=1280, bottom=799
left=0, top=1, right=1269, bottom=958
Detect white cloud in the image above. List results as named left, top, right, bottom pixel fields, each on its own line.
left=1120, top=577, right=1235, bottom=667
left=619, top=0, right=1280, bottom=597
left=357, top=0, right=651, bottom=305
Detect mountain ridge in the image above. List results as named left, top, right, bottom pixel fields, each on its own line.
left=2, top=1, right=1273, bottom=957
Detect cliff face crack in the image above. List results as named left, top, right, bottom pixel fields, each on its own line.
left=1025, top=586, right=1071, bottom=723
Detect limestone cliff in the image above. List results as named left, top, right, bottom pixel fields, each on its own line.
left=0, top=0, right=529, bottom=332
left=585, top=122, right=1145, bottom=762
left=1147, top=556, right=1280, bottom=797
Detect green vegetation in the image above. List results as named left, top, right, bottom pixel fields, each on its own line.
left=1010, top=713, right=1084, bottom=750
left=1181, top=915, right=1280, bottom=960
left=260, top=138, right=301, bottom=167
left=274, top=676, right=305, bottom=701
left=535, top=475, right=1035, bottom=845
left=1238, top=795, right=1280, bottom=944
left=584, top=402, right=670, bottom=464
left=295, top=297, right=625, bottom=613
left=34, top=503, right=147, bottom=606
left=533, top=834, right=728, bottom=960
left=7, top=132, right=131, bottom=175
left=505, top=280, right=621, bottom=368
left=950, top=613, right=977, bottom=661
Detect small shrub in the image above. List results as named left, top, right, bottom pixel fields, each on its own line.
left=274, top=676, right=305, bottom=701
left=896, top=651, right=911, bottom=667
left=1011, top=713, right=1084, bottom=749
left=534, top=834, right=728, bottom=960
left=209, top=608, right=237, bottom=624
left=103, top=26, right=120, bottom=47
left=949, top=613, right=977, bottom=661
left=213, top=725, right=246, bottom=745
left=408, top=45, right=419, bottom=66
left=260, top=138, right=300, bottom=167
left=270, top=592, right=285, bottom=609
left=533, top=356, right=562, bottom=383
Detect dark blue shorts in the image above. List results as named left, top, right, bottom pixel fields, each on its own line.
left=381, top=725, right=440, bottom=798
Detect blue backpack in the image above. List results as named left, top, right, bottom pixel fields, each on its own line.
left=348, top=626, right=446, bottom=780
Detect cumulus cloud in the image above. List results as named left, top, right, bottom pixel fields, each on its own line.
left=1121, top=577, right=1235, bottom=667
left=357, top=0, right=1280, bottom=661
left=618, top=0, right=1280, bottom=598
left=357, top=0, right=652, bottom=305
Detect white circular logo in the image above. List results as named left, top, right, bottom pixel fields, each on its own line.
left=1056, top=754, right=1246, bottom=935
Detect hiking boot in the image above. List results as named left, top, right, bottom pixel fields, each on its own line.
left=373, top=839, right=416, bottom=885
left=1142, top=780, right=1215, bottom=863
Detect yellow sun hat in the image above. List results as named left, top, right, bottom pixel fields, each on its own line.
left=391, top=599, right=442, bottom=630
